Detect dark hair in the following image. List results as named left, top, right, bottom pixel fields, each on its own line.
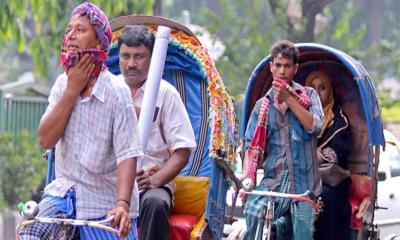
left=118, top=25, right=155, bottom=55
left=270, top=39, right=299, bottom=64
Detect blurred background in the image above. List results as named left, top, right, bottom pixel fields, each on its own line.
left=1, top=0, right=400, bottom=238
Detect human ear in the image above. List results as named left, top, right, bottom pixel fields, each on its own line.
left=294, top=63, right=299, bottom=74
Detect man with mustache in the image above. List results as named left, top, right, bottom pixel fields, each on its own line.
left=117, top=25, right=196, bottom=240
left=20, top=2, right=142, bottom=239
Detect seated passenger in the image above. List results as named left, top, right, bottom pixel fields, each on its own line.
left=305, top=70, right=351, bottom=240
left=117, top=26, right=197, bottom=240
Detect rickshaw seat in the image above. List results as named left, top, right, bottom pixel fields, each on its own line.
left=168, top=176, right=209, bottom=240
left=169, top=214, right=200, bottom=240
left=348, top=174, right=372, bottom=230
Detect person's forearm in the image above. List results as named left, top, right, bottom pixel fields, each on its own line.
left=151, top=148, right=190, bottom=187
left=241, top=148, right=250, bottom=175
left=286, top=95, right=314, bottom=131
left=38, top=90, right=78, bottom=149
left=117, top=158, right=137, bottom=205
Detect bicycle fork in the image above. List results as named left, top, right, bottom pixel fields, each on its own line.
left=265, top=196, right=275, bottom=240
left=256, top=196, right=275, bottom=240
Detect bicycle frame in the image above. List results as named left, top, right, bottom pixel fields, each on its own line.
left=16, top=215, right=126, bottom=240
left=240, top=188, right=318, bottom=240
left=240, top=189, right=317, bottom=210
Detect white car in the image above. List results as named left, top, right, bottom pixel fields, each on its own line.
left=375, top=130, right=400, bottom=238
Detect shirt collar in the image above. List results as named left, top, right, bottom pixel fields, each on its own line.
left=132, top=80, right=147, bottom=100
left=139, top=80, right=147, bottom=92
left=291, top=81, right=303, bottom=92
left=91, top=70, right=108, bottom=102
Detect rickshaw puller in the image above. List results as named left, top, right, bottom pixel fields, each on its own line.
left=242, top=39, right=324, bottom=240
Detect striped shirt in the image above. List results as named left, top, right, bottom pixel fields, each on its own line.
left=245, top=81, right=323, bottom=197
left=43, top=70, right=143, bottom=219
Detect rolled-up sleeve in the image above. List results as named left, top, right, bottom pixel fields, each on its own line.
left=113, top=97, right=143, bottom=165
left=306, top=87, right=324, bottom=135
left=244, top=100, right=262, bottom=150
left=42, top=74, right=65, bottom=119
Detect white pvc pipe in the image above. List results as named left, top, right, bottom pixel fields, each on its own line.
left=137, top=26, right=171, bottom=169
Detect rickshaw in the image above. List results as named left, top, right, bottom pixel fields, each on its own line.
left=240, top=43, right=385, bottom=239
left=17, top=16, right=237, bottom=240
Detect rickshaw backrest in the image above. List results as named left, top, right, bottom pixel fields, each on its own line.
left=171, top=176, right=209, bottom=217
left=348, top=174, right=372, bottom=230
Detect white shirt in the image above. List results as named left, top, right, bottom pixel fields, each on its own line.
left=131, top=79, right=196, bottom=193
left=43, top=70, right=143, bottom=219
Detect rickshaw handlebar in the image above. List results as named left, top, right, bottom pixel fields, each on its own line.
left=240, top=189, right=318, bottom=210
left=16, top=215, right=125, bottom=240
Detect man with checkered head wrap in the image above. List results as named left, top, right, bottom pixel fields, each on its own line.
left=60, top=1, right=113, bottom=78
left=19, top=2, right=143, bottom=239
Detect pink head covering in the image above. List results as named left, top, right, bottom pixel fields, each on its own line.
left=60, top=2, right=112, bottom=76
left=69, top=1, right=112, bottom=51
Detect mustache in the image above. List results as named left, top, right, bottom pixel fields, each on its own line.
left=126, top=67, right=138, bottom=71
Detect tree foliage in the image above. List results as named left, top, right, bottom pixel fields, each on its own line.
left=0, top=130, right=46, bottom=210
left=0, top=0, right=155, bottom=79
left=196, top=0, right=273, bottom=99
left=2, top=0, right=400, bottom=101
left=330, top=4, right=366, bottom=55
left=193, top=0, right=336, bottom=99
left=379, top=91, right=400, bottom=123
left=359, top=0, right=400, bottom=83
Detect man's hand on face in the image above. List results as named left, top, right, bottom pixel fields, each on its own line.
left=66, top=54, right=95, bottom=96
left=272, top=80, right=290, bottom=103
left=137, top=165, right=161, bottom=190
left=108, top=205, right=131, bottom=237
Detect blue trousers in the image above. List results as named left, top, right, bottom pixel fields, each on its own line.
left=19, top=190, right=137, bottom=240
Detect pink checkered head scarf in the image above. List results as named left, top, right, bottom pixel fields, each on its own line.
left=60, top=2, right=112, bottom=76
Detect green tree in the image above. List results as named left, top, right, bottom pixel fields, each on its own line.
left=323, top=0, right=400, bottom=86
left=0, top=0, right=156, bottom=79
left=361, top=0, right=400, bottom=83
left=192, top=0, right=336, bottom=98
left=198, top=0, right=273, bottom=99
left=321, top=0, right=367, bottom=57
left=0, top=130, right=46, bottom=210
